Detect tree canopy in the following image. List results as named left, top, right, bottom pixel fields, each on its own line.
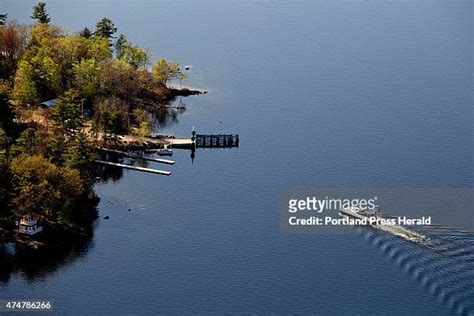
left=10, top=154, right=84, bottom=220
left=12, top=49, right=61, bottom=105
left=12, top=60, right=38, bottom=104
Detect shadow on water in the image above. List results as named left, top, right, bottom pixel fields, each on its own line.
left=0, top=231, right=95, bottom=285
left=95, top=154, right=126, bottom=182
left=151, top=98, right=187, bottom=131
left=95, top=154, right=160, bottom=181
left=153, top=108, right=179, bottom=130
left=93, top=97, right=191, bottom=179
left=356, top=225, right=474, bottom=315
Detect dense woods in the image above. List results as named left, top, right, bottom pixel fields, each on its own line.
left=0, top=3, right=185, bottom=238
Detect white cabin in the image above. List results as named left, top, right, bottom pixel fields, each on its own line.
left=18, top=216, right=43, bottom=236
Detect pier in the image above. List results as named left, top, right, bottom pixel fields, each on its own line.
left=95, top=160, right=171, bottom=176
left=98, top=130, right=239, bottom=151
left=170, top=137, right=195, bottom=149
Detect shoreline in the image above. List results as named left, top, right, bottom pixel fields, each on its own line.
left=1, top=86, right=204, bottom=250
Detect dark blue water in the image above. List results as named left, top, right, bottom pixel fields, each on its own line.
left=1, top=1, right=473, bottom=314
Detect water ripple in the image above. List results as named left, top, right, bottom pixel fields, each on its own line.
left=358, top=226, right=474, bottom=315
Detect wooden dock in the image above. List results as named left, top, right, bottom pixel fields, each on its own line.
left=97, top=147, right=175, bottom=165
left=195, top=134, right=239, bottom=148
left=96, top=160, right=171, bottom=176
left=170, top=137, right=195, bottom=149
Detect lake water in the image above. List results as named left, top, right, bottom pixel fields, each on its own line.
left=1, top=1, right=473, bottom=314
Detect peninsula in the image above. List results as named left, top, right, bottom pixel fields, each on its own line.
left=0, top=2, right=202, bottom=246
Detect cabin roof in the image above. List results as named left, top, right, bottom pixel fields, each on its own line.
left=41, top=98, right=59, bottom=109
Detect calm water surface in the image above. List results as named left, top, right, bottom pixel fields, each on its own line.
left=1, top=1, right=473, bottom=314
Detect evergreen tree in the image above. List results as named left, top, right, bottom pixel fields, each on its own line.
left=66, top=130, right=94, bottom=169
left=0, top=11, right=7, bottom=26
left=11, top=128, right=38, bottom=156
left=79, top=27, right=92, bottom=38
left=94, top=17, right=117, bottom=43
left=31, top=2, right=51, bottom=24
left=52, top=89, right=84, bottom=136
left=115, top=34, right=128, bottom=58
left=46, top=133, right=67, bottom=166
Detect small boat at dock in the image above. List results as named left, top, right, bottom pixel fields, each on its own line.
left=157, top=144, right=173, bottom=156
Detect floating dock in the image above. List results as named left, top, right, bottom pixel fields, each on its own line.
left=96, top=160, right=171, bottom=176
left=97, top=147, right=175, bottom=165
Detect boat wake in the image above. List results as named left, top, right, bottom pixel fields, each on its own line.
left=358, top=225, right=474, bottom=315
left=339, top=207, right=428, bottom=244
left=373, top=221, right=428, bottom=244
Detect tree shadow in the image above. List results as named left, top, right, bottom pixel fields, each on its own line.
left=0, top=230, right=95, bottom=284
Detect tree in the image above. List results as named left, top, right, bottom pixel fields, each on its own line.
left=94, top=17, right=117, bottom=43
left=0, top=11, right=7, bottom=26
left=152, top=58, right=186, bottom=87
left=39, top=35, right=110, bottom=89
left=0, top=22, right=27, bottom=60
left=10, top=128, right=38, bottom=156
left=0, top=85, right=14, bottom=132
left=52, top=89, right=84, bottom=136
left=93, top=96, right=129, bottom=138
left=31, top=2, right=51, bottom=24
left=86, top=36, right=112, bottom=61
left=132, top=121, right=151, bottom=137
left=100, top=59, right=148, bottom=101
left=12, top=60, right=38, bottom=105
left=0, top=92, right=12, bottom=154
left=79, top=27, right=91, bottom=39
left=115, top=34, right=128, bottom=58
left=65, top=130, right=94, bottom=169
left=0, top=128, right=11, bottom=156
left=0, top=156, right=10, bottom=211
left=10, top=154, right=83, bottom=218
left=121, top=45, right=149, bottom=69
left=109, top=112, right=127, bottom=135
left=0, top=22, right=28, bottom=78
left=46, top=133, right=67, bottom=166
left=13, top=47, right=62, bottom=105
left=114, top=34, right=149, bottom=68
left=30, top=49, right=61, bottom=99
left=28, top=22, right=63, bottom=47
left=73, top=58, right=103, bottom=101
